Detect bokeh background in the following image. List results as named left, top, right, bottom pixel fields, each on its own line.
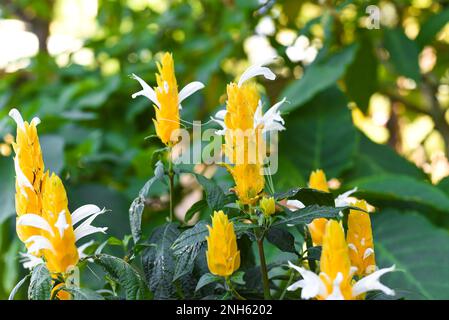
left=1, top=0, right=449, bottom=299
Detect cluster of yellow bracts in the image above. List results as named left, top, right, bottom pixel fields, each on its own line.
left=8, top=52, right=394, bottom=300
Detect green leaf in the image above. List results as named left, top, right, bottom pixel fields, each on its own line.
left=273, top=205, right=343, bottom=227
left=348, top=174, right=449, bottom=213
left=94, top=254, right=149, bottom=300
left=275, top=187, right=334, bottom=207
left=184, top=199, right=208, bottom=223
left=344, top=33, right=378, bottom=112
left=0, top=156, right=15, bottom=223
left=306, top=246, right=322, bottom=261
left=344, top=133, right=427, bottom=181
left=416, top=8, right=449, bottom=49
left=142, top=223, right=179, bottom=299
left=195, top=273, right=222, bottom=292
left=384, top=28, right=420, bottom=82
left=129, top=175, right=159, bottom=243
left=195, top=174, right=227, bottom=211
left=64, top=287, right=105, bottom=300
left=373, top=210, right=449, bottom=299
left=172, top=221, right=208, bottom=281
left=41, top=135, right=65, bottom=175
left=8, top=274, right=30, bottom=300
left=28, top=264, right=52, bottom=300
left=280, top=45, right=357, bottom=112
left=279, top=86, right=357, bottom=179
left=230, top=271, right=246, bottom=285
left=266, top=226, right=297, bottom=253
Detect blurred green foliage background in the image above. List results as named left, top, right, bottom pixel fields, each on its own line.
left=2, top=0, right=449, bottom=300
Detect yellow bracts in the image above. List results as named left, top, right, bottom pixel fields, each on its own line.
left=206, top=211, right=240, bottom=277
left=307, top=169, right=330, bottom=245
left=318, top=220, right=353, bottom=300
left=347, top=200, right=376, bottom=277
left=153, top=53, right=180, bottom=146
left=40, top=173, right=79, bottom=274
left=9, top=109, right=45, bottom=246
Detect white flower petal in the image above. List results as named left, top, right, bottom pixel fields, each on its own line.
left=287, top=261, right=326, bottom=299
left=30, top=117, right=41, bottom=126
left=214, top=109, right=227, bottom=120
left=130, top=73, right=160, bottom=108
left=14, top=157, right=34, bottom=190
left=74, top=210, right=108, bottom=242
left=335, top=187, right=358, bottom=207
left=238, top=64, right=276, bottom=87
left=326, top=272, right=345, bottom=300
left=286, top=199, right=305, bottom=211
left=17, top=214, right=54, bottom=236
left=25, top=235, right=55, bottom=254
left=77, top=240, right=95, bottom=259
left=178, top=81, right=204, bottom=103
left=352, top=265, right=396, bottom=297
left=9, top=108, right=25, bottom=131
left=19, top=253, right=44, bottom=270
left=71, top=204, right=102, bottom=226
left=54, top=210, right=69, bottom=238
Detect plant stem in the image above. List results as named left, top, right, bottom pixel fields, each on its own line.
left=279, top=270, right=294, bottom=300
left=256, top=237, right=271, bottom=299
left=225, top=277, right=246, bottom=300
left=168, top=148, right=175, bottom=222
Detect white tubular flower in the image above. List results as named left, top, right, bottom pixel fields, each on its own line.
left=286, top=199, right=305, bottom=211
left=287, top=260, right=395, bottom=300
left=72, top=205, right=108, bottom=242
left=287, top=261, right=326, bottom=299
left=19, top=253, right=44, bottom=270
left=352, top=265, right=396, bottom=297
left=237, top=61, right=276, bottom=87
left=130, top=73, right=204, bottom=110
left=254, top=97, right=287, bottom=134
left=335, top=187, right=358, bottom=207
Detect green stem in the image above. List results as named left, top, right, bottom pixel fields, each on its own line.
left=304, top=227, right=316, bottom=272
left=225, top=277, right=246, bottom=300
left=279, top=270, right=294, bottom=300
left=256, top=237, right=271, bottom=299
left=168, top=149, right=175, bottom=222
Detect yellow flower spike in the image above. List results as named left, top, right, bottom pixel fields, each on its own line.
left=307, top=169, right=330, bottom=245
left=153, top=53, right=180, bottom=146
left=206, top=210, right=240, bottom=277
left=346, top=200, right=376, bottom=277
left=131, top=52, right=204, bottom=146
left=260, top=196, right=276, bottom=216
left=319, top=219, right=353, bottom=300
left=41, top=173, right=79, bottom=274
left=226, top=163, right=264, bottom=205
left=309, top=169, right=329, bottom=192
left=9, top=109, right=45, bottom=247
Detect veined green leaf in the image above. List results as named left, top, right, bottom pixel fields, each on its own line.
left=94, top=254, right=149, bottom=300
left=373, top=210, right=449, bottom=299
left=28, top=264, right=52, bottom=300
left=273, top=205, right=343, bottom=227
